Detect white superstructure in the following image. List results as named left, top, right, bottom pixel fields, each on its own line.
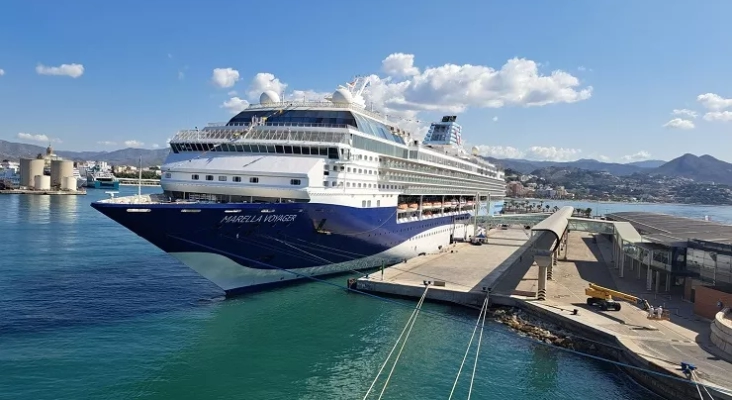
left=161, top=76, right=506, bottom=211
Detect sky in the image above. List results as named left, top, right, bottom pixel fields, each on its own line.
left=0, top=0, right=731, bottom=163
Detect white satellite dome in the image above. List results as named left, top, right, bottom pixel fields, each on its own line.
left=330, top=88, right=353, bottom=105
left=260, top=90, right=280, bottom=104
left=471, top=146, right=480, bottom=156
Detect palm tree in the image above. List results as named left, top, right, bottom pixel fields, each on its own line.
left=545, top=204, right=550, bottom=212
left=585, top=208, right=592, bottom=218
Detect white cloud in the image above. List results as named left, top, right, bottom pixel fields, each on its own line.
left=227, top=90, right=238, bottom=96
left=597, top=155, right=610, bottom=161
left=97, top=141, right=117, bottom=146
left=178, top=71, right=185, bottom=80
left=17, top=132, right=61, bottom=143
left=246, top=72, right=287, bottom=99
left=697, top=93, right=732, bottom=111
left=220, top=53, right=592, bottom=139
left=211, top=67, right=240, bottom=88
left=151, top=144, right=160, bottom=149
left=475, top=145, right=525, bottom=159
left=0, top=68, right=4, bottom=76
left=663, top=118, right=695, bottom=129
left=381, top=53, right=420, bottom=77
left=526, top=146, right=582, bottom=161
left=703, top=111, right=732, bottom=122
left=621, top=151, right=651, bottom=162
left=35, top=63, right=84, bottom=78
left=577, top=66, right=587, bottom=72
left=221, top=97, right=249, bottom=114
left=492, top=116, right=498, bottom=122
left=671, top=109, right=698, bottom=118
left=124, top=140, right=144, bottom=148
left=474, top=145, right=582, bottom=161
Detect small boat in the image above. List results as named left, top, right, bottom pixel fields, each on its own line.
left=408, top=203, right=419, bottom=209
left=423, top=202, right=433, bottom=208
left=398, top=203, right=408, bottom=210
left=433, top=202, right=442, bottom=208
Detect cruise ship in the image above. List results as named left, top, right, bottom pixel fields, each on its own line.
left=91, top=77, right=507, bottom=294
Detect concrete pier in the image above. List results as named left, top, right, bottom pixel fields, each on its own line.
left=356, top=227, right=546, bottom=307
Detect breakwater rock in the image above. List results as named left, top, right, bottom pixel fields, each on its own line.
left=489, top=307, right=601, bottom=353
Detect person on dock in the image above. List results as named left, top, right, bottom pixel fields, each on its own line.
left=655, top=305, right=663, bottom=319
left=648, top=305, right=655, bottom=318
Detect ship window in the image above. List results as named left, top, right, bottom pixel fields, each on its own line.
left=377, top=200, right=381, bottom=207
left=218, top=176, right=227, bottom=181
left=233, top=176, right=242, bottom=182
left=302, top=147, right=311, bottom=155
left=311, top=147, right=319, bottom=155
left=293, top=146, right=302, bottom=154
left=206, top=175, right=214, bottom=181
left=290, top=179, right=301, bottom=185
left=275, top=145, right=284, bottom=153
left=362, top=200, right=366, bottom=207
left=165, top=173, right=171, bottom=178
left=250, top=177, right=259, bottom=183
left=283, top=146, right=293, bottom=154
left=367, top=200, right=372, bottom=207
left=192, top=174, right=199, bottom=180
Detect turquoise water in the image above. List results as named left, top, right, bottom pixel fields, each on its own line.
left=4, top=189, right=724, bottom=399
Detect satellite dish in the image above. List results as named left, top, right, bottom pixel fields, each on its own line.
left=471, top=146, right=480, bottom=156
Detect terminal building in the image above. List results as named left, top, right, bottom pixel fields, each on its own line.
left=605, top=212, right=732, bottom=319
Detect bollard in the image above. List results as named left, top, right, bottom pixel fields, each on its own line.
left=538, top=288, right=547, bottom=301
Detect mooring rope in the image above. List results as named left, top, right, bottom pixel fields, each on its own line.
left=448, top=297, right=488, bottom=400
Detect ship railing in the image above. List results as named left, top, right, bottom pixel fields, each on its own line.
left=170, top=128, right=351, bottom=145
left=243, top=100, right=387, bottom=121
left=206, top=122, right=354, bottom=129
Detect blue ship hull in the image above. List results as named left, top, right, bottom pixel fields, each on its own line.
left=91, top=200, right=503, bottom=293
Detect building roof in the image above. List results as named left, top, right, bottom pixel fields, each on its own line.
left=605, top=211, right=732, bottom=246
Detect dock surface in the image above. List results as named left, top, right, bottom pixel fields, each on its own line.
left=511, top=231, right=732, bottom=394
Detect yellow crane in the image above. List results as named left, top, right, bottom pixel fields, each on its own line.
left=584, top=283, right=652, bottom=312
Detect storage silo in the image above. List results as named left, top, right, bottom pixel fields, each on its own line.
left=51, top=160, right=74, bottom=187
left=61, top=176, right=77, bottom=191
left=34, top=175, right=51, bottom=190
left=19, top=158, right=32, bottom=187
left=22, top=159, right=46, bottom=188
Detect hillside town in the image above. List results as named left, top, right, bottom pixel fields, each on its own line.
left=504, top=167, right=732, bottom=205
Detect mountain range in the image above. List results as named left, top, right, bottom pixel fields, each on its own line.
left=483, top=157, right=667, bottom=175
left=489, top=154, right=732, bottom=185
left=0, top=140, right=170, bottom=166
left=3, top=140, right=732, bottom=185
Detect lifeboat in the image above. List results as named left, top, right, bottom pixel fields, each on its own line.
left=408, top=203, right=419, bottom=210
left=467, top=200, right=475, bottom=206
left=423, top=202, right=433, bottom=208
left=398, top=203, right=408, bottom=210
left=433, top=202, right=442, bottom=208
left=450, top=199, right=458, bottom=206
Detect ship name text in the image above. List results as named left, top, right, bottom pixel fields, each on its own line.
left=220, top=214, right=298, bottom=224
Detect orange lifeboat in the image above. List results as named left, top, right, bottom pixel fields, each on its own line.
left=423, top=202, right=433, bottom=208
left=433, top=202, right=442, bottom=208
left=408, top=203, right=419, bottom=209
left=398, top=203, right=408, bottom=210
